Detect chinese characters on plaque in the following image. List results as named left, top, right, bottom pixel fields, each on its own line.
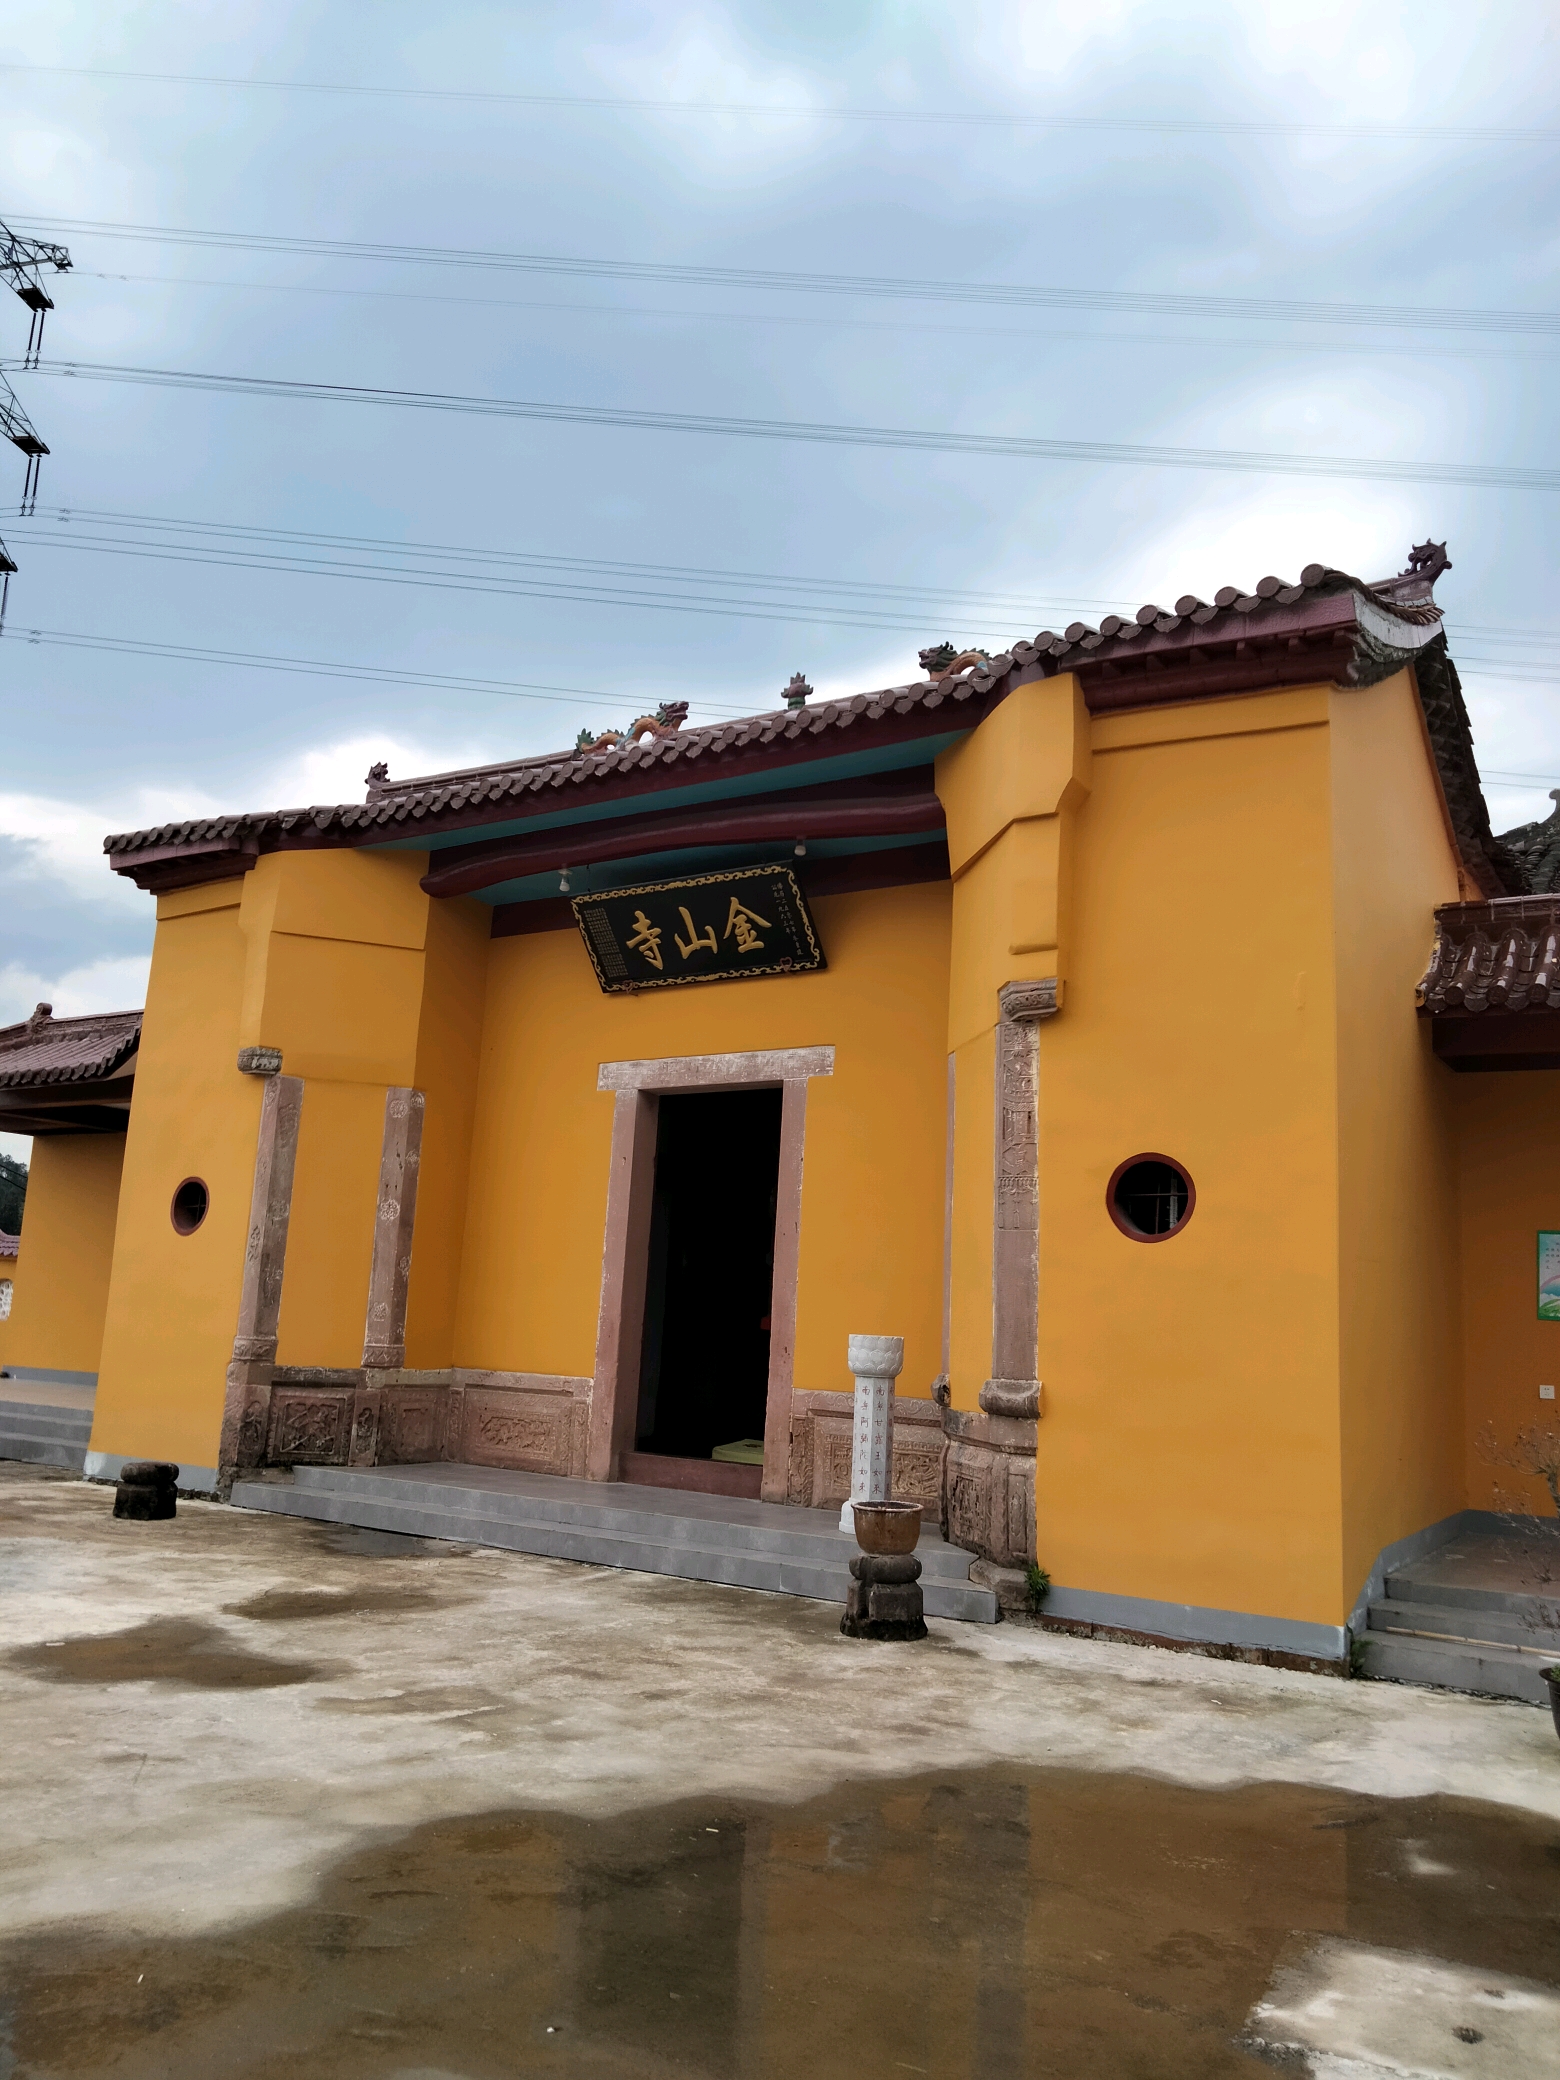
left=573, top=865, right=825, bottom=993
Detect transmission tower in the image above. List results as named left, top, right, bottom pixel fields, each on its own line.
left=0, top=219, right=72, bottom=367
left=0, top=215, right=70, bottom=627
left=0, top=372, right=47, bottom=511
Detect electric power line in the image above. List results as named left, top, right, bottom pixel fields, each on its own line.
left=17, top=357, right=1560, bottom=492
left=8, top=511, right=1559, bottom=665
left=3, top=503, right=1142, bottom=630
left=0, top=622, right=1548, bottom=735
left=2, top=60, right=1551, bottom=145
left=0, top=622, right=760, bottom=718
left=75, top=267, right=1560, bottom=365
left=11, top=216, right=1558, bottom=337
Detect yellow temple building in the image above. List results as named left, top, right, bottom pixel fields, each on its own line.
left=4, top=539, right=1557, bottom=1667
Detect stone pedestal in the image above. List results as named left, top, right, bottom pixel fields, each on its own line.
left=841, top=1552, right=927, bottom=1641
left=113, top=1461, right=179, bottom=1521
left=839, top=1333, right=904, bottom=1531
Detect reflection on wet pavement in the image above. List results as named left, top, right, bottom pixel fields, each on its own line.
left=3, top=1765, right=1556, bottom=2077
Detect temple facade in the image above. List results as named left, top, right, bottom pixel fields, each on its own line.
left=5, top=542, right=1557, bottom=1663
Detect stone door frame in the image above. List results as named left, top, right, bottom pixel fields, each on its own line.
left=586, top=1046, right=835, bottom=1499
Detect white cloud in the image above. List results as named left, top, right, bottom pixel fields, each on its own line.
left=0, top=784, right=223, bottom=908
left=0, top=951, right=150, bottom=1028
left=260, top=731, right=503, bottom=810
left=0, top=952, right=153, bottom=1151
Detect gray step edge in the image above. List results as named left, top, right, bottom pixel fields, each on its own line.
left=1384, top=1573, right=1560, bottom=1620
left=231, top=1481, right=999, bottom=1623
left=1358, top=1631, right=1550, bottom=1705
left=0, top=1408, right=93, bottom=1436
left=1367, top=1599, right=1560, bottom=1655
left=280, top=1465, right=975, bottom=1576
left=0, top=1436, right=89, bottom=1470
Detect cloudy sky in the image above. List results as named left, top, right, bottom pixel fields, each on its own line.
left=1, top=0, right=1557, bottom=1110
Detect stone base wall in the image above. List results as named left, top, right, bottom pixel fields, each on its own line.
left=256, top=1374, right=1035, bottom=1577
left=784, top=1391, right=945, bottom=1515
left=443, top=1372, right=592, bottom=1477
left=942, top=1404, right=1038, bottom=1570
left=260, top=1367, right=591, bottom=1479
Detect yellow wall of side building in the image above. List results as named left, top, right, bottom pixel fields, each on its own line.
left=455, top=882, right=951, bottom=1403
left=0, top=1133, right=125, bottom=1377
left=1454, top=1071, right=1560, bottom=1517
left=1032, top=686, right=1348, bottom=1626
left=91, top=880, right=260, bottom=1470
left=1327, top=669, right=1466, bottom=1599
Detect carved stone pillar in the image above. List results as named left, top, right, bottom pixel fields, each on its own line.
left=362, top=1086, right=426, bottom=1370
left=989, top=977, right=1054, bottom=1398
left=839, top=1333, right=904, bottom=1530
left=217, top=1066, right=304, bottom=1490
left=943, top=980, right=1055, bottom=1594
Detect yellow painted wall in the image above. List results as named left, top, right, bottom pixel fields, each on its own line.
left=1033, top=689, right=1347, bottom=1624
left=455, top=882, right=951, bottom=1404
left=405, top=894, right=491, bottom=1368
left=0, top=1251, right=18, bottom=1365
left=92, top=880, right=260, bottom=1469
left=1454, top=1070, right=1560, bottom=1517
left=938, top=676, right=1091, bottom=1407
left=251, top=847, right=443, bottom=1370
left=0, top=1134, right=125, bottom=1376
left=1328, top=669, right=1466, bottom=1597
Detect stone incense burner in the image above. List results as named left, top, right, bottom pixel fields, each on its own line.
left=843, top=1501, right=927, bottom=1641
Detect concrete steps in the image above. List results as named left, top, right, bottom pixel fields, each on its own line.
left=1361, top=1535, right=1560, bottom=1704
left=0, top=1399, right=93, bottom=1473
left=232, top=1461, right=999, bottom=1623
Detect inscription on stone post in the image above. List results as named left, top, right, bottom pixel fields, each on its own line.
left=840, top=1333, right=904, bottom=1531
left=989, top=979, right=1056, bottom=1394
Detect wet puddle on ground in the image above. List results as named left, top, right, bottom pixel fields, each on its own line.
left=5, top=1617, right=330, bottom=1691
left=3, top=1765, right=1556, bottom=2077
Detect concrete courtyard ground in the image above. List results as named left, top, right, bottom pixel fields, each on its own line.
left=2, top=1463, right=1558, bottom=2077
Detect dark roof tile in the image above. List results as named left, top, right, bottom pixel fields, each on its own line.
left=0, top=1006, right=142, bottom=1088
left=102, top=545, right=1516, bottom=896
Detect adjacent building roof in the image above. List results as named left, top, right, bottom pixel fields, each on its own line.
left=1494, top=795, right=1560, bottom=895
left=0, top=1004, right=142, bottom=1086
left=0, top=1005, right=142, bottom=1137
left=100, top=544, right=1524, bottom=904
left=1417, top=895, right=1560, bottom=1071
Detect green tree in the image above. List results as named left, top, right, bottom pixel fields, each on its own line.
left=0, top=1152, right=27, bottom=1234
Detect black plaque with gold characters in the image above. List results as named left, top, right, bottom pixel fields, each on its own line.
left=573, top=864, right=825, bottom=994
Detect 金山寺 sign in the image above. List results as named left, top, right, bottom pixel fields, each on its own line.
left=573, top=865, right=825, bottom=994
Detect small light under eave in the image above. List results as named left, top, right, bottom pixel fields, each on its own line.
left=793, top=839, right=806, bottom=857
left=559, top=869, right=571, bottom=893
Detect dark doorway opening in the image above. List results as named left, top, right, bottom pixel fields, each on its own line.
left=634, top=1088, right=782, bottom=1481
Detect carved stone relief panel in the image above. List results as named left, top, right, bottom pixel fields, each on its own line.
left=941, top=1406, right=1038, bottom=1570
left=809, top=1416, right=856, bottom=1510
left=348, top=1390, right=381, bottom=1467
left=382, top=1388, right=443, bottom=1464
left=892, top=1428, right=945, bottom=1511
left=462, top=1389, right=575, bottom=1476
left=267, top=1389, right=353, bottom=1465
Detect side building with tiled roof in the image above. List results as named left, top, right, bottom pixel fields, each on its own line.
left=0, top=1003, right=141, bottom=1389
left=32, top=538, right=1557, bottom=1672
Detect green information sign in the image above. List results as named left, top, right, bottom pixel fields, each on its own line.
left=573, top=864, right=825, bottom=995
left=1539, top=1232, right=1560, bottom=1320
